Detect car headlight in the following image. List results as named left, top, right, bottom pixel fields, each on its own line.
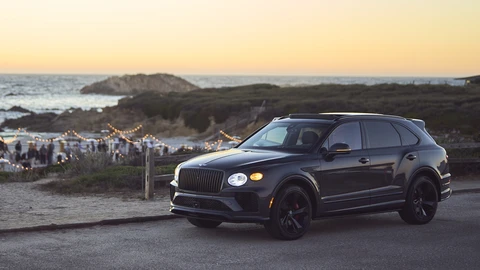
left=228, top=173, right=248, bottom=187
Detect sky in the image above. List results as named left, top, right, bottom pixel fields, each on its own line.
left=1, top=0, right=479, bottom=76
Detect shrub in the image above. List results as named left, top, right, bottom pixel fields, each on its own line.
left=0, top=172, right=11, bottom=183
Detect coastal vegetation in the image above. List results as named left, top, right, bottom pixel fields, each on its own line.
left=2, top=83, right=480, bottom=140
left=117, top=83, right=480, bottom=137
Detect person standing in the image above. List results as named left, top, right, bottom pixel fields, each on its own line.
left=40, top=144, right=47, bottom=165
left=90, top=141, right=96, bottom=152
left=15, top=141, right=22, bottom=162
left=15, top=141, right=22, bottom=154
left=33, top=144, right=39, bottom=165
left=47, top=141, right=55, bottom=165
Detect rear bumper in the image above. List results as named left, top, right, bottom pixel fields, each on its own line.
left=440, top=173, right=452, bottom=201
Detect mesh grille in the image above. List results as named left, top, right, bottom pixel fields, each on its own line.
left=173, top=196, right=231, bottom=211
left=178, top=169, right=224, bottom=193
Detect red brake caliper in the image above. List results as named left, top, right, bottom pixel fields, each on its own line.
left=294, top=203, right=300, bottom=220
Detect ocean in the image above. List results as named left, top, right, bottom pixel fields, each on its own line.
left=0, top=74, right=466, bottom=156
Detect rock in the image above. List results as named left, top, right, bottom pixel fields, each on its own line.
left=7, top=106, right=32, bottom=113
left=80, top=73, right=199, bottom=95
left=1, top=113, right=57, bottom=132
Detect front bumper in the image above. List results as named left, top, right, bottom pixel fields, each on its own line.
left=440, top=173, right=452, bottom=201
left=169, top=182, right=271, bottom=223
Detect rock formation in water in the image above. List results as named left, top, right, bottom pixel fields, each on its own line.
left=80, top=73, right=199, bottom=95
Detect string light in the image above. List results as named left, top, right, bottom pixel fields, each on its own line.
left=0, top=129, right=21, bottom=144
left=216, top=140, right=223, bottom=151
left=107, top=123, right=143, bottom=134
left=1, top=124, right=240, bottom=159
left=0, top=158, right=31, bottom=171
left=220, top=130, right=242, bottom=143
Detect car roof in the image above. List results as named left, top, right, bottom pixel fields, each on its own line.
left=274, top=112, right=406, bottom=121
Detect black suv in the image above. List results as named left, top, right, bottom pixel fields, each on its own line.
left=170, top=113, right=451, bottom=240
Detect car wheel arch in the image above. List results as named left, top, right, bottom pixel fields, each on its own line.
left=271, top=175, right=319, bottom=218
left=408, top=167, right=442, bottom=201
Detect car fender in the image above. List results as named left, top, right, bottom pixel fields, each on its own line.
left=271, top=174, right=321, bottom=215
left=407, top=166, right=442, bottom=194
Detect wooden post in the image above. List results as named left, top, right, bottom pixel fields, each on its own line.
left=145, top=147, right=155, bottom=200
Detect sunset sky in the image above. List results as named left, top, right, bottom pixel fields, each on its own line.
left=1, top=0, right=478, bottom=76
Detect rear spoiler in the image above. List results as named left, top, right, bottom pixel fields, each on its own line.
left=409, top=119, right=436, bottom=142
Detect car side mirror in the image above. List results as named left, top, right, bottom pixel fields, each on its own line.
left=325, top=143, right=351, bottom=158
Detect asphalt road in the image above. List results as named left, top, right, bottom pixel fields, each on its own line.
left=1, top=193, right=479, bottom=270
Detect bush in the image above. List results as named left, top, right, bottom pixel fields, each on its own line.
left=39, top=164, right=178, bottom=194
left=40, top=165, right=144, bottom=194
left=68, top=151, right=113, bottom=176
left=0, top=172, right=12, bottom=183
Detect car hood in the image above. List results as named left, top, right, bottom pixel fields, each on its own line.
left=181, top=149, right=298, bottom=171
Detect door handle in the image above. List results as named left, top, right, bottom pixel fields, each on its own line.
left=358, top=157, right=370, bottom=164
left=406, top=154, right=417, bottom=161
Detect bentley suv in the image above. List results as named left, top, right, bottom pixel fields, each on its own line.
left=169, top=113, right=451, bottom=240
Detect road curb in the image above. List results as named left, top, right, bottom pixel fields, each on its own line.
left=0, top=214, right=184, bottom=235
left=452, top=188, right=480, bottom=194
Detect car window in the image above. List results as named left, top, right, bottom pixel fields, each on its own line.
left=364, top=121, right=401, bottom=148
left=323, top=122, right=362, bottom=150
left=238, top=121, right=330, bottom=152
left=393, top=123, right=419, bottom=146
left=258, top=126, right=288, bottom=146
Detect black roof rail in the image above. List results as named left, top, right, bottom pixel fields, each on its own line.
left=288, top=113, right=338, bottom=120
left=319, top=112, right=405, bottom=120
left=284, top=112, right=406, bottom=121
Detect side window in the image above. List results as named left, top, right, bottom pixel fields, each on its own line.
left=393, top=123, right=419, bottom=146
left=364, top=121, right=401, bottom=148
left=325, top=122, right=362, bottom=150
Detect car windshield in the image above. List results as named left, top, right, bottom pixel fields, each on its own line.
left=237, top=121, right=330, bottom=152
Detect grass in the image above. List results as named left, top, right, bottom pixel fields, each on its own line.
left=39, top=164, right=177, bottom=194
left=0, top=171, right=12, bottom=183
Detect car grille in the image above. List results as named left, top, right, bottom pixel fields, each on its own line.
left=173, top=196, right=231, bottom=211
left=178, top=169, right=224, bottom=193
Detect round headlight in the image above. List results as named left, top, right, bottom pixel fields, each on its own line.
left=228, top=173, right=248, bottom=187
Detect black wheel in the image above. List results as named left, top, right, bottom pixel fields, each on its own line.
left=399, top=176, right=438, bottom=225
left=264, top=185, right=312, bottom=240
left=187, top=218, right=222, bottom=228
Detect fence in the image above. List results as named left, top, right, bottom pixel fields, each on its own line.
left=143, top=144, right=480, bottom=200
left=144, top=147, right=200, bottom=199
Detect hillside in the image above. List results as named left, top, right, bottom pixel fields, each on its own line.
left=3, top=83, right=480, bottom=139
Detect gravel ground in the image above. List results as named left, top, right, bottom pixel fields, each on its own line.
left=0, top=177, right=171, bottom=230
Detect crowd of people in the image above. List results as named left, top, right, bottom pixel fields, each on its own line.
left=1, top=135, right=172, bottom=171
left=0, top=138, right=57, bottom=169
left=0, top=137, right=112, bottom=169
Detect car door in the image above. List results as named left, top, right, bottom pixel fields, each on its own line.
left=315, top=121, right=372, bottom=212
left=363, top=120, right=419, bottom=207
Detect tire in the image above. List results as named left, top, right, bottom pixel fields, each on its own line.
left=187, top=218, right=222, bottom=228
left=399, top=176, right=438, bottom=225
left=264, top=185, right=312, bottom=240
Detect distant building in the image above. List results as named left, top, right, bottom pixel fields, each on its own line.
left=455, top=75, right=480, bottom=85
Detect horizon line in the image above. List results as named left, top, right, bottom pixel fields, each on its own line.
left=0, top=72, right=472, bottom=79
